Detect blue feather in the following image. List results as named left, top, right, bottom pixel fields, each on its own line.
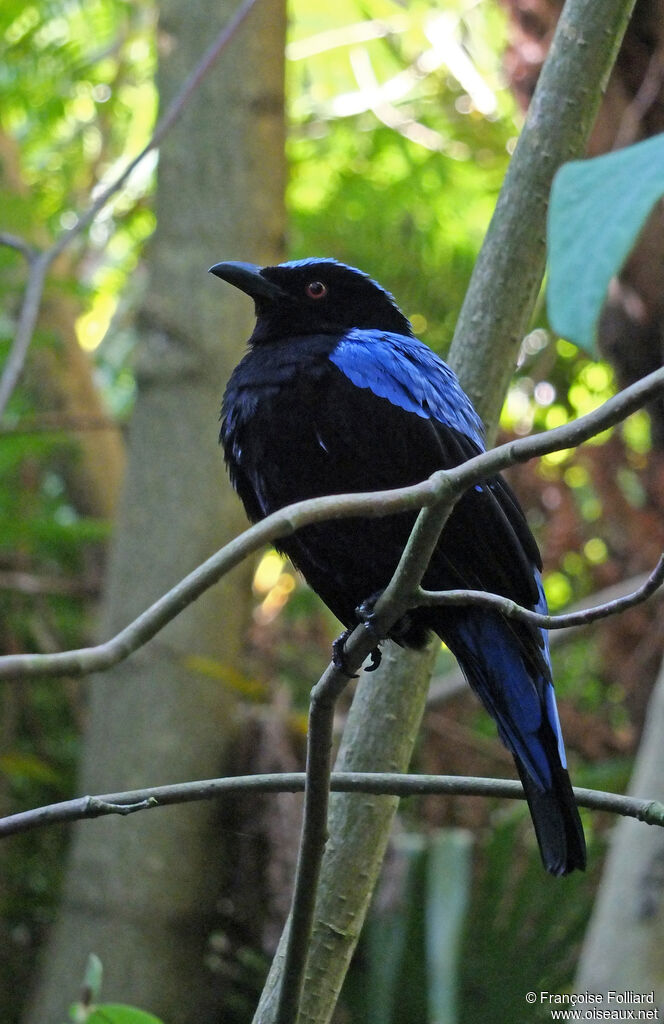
left=448, top=571, right=569, bottom=792
left=329, top=329, right=485, bottom=447
left=449, top=611, right=552, bottom=787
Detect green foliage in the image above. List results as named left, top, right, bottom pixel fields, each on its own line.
left=547, top=134, right=664, bottom=354
left=288, top=0, right=517, bottom=353
left=459, top=817, right=603, bottom=1024
left=1, top=5, right=156, bottom=1021
left=65, top=955, right=165, bottom=1024
left=2, top=1, right=662, bottom=1021
left=1, top=0, right=155, bottom=417
left=342, top=830, right=472, bottom=1024
left=72, top=1006, right=164, bottom=1024
left=1, top=0, right=156, bottom=236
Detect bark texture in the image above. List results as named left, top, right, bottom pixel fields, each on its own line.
left=24, top=2, right=286, bottom=1022
left=575, top=661, right=664, bottom=1008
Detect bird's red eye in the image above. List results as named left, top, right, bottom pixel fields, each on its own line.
left=305, top=281, right=327, bottom=299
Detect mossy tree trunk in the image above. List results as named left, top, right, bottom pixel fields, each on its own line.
left=24, top=3, right=286, bottom=1022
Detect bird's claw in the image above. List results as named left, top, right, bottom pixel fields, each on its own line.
left=356, top=602, right=383, bottom=671
left=332, top=622, right=383, bottom=677
left=366, top=646, right=382, bottom=672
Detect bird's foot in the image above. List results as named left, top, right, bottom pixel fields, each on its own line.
left=356, top=595, right=386, bottom=671
left=332, top=628, right=358, bottom=677
left=366, top=647, right=382, bottom=671
left=356, top=593, right=415, bottom=649
left=332, top=622, right=383, bottom=677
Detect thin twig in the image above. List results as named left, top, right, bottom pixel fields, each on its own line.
left=47, top=0, right=260, bottom=268
left=0, top=232, right=37, bottom=263
left=0, top=0, right=259, bottom=418
left=417, top=554, right=664, bottom=628
left=427, top=568, right=664, bottom=707
left=2, top=771, right=663, bottom=839
left=0, top=253, right=51, bottom=417
left=1, top=361, right=662, bottom=1024
left=2, top=363, right=664, bottom=682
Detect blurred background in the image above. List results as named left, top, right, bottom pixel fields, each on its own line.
left=2, top=1, right=664, bottom=1021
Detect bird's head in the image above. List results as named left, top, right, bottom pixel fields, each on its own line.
left=209, top=258, right=413, bottom=343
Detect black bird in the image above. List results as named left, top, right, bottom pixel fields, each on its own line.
left=211, top=257, right=586, bottom=876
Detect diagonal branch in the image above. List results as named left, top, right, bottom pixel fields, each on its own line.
left=0, top=0, right=259, bottom=418
left=0, top=252, right=52, bottom=419
left=0, top=232, right=38, bottom=263
left=270, top=2, right=641, bottom=1019
left=273, top=618, right=391, bottom=1023
left=1, top=362, right=664, bottom=682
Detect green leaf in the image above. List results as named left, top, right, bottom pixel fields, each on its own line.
left=0, top=751, right=61, bottom=786
left=85, top=1005, right=164, bottom=1024
left=547, top=134, right=664, bottom=354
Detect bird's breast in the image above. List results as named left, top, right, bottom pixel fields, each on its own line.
left=220, top=338, right=360, bottom=513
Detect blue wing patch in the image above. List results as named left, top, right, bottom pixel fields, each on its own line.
left=329, top=329, right=485, bottom=447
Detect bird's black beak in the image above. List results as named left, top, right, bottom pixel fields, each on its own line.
left=208, top=261, right=285, bottom=303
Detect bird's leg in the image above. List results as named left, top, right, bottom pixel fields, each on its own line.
left=332, top=606, right=384, bottom=677
left=356, top=593, right=415, bottom=651
left=354, top=594, right=387, bottom=672
left=332, top=627, right=360, bottom=678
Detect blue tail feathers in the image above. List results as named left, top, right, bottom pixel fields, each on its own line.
left=440, top=607, right=586, bottom=876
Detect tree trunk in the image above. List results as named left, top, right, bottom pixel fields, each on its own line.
left=23, top=2, right=286, bottom=1022
left=575, top=654, right=664, bottom=1008
left=252, top=2, right=635, bottom=1021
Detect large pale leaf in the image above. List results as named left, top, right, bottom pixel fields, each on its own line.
left=425, top=830, right=472, bottom=1024
left=547, top=134, right=664, bottom=354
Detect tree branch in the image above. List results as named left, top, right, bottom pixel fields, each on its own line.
left=0, top=0, right=259, bottom=418
left=2, top=355, right=660, bottom=1024
left=427, top=568, right=664, bottom=707
left=266, top=3, right=640, bottom=1020
left=274, top=622, right=390, bottom=1023
left=0, top=252, right=52, bottom=419
left=417, top=554, right=664, bottom=628
left=447, top=0, right=638, bottom=437
left=2, top=771, right=662, bottom=840
left=0, top=232, right=37, bottom=263
left=261, top=370, right=664, bottom=1024
left=2, top=362, right=663, bottom=682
